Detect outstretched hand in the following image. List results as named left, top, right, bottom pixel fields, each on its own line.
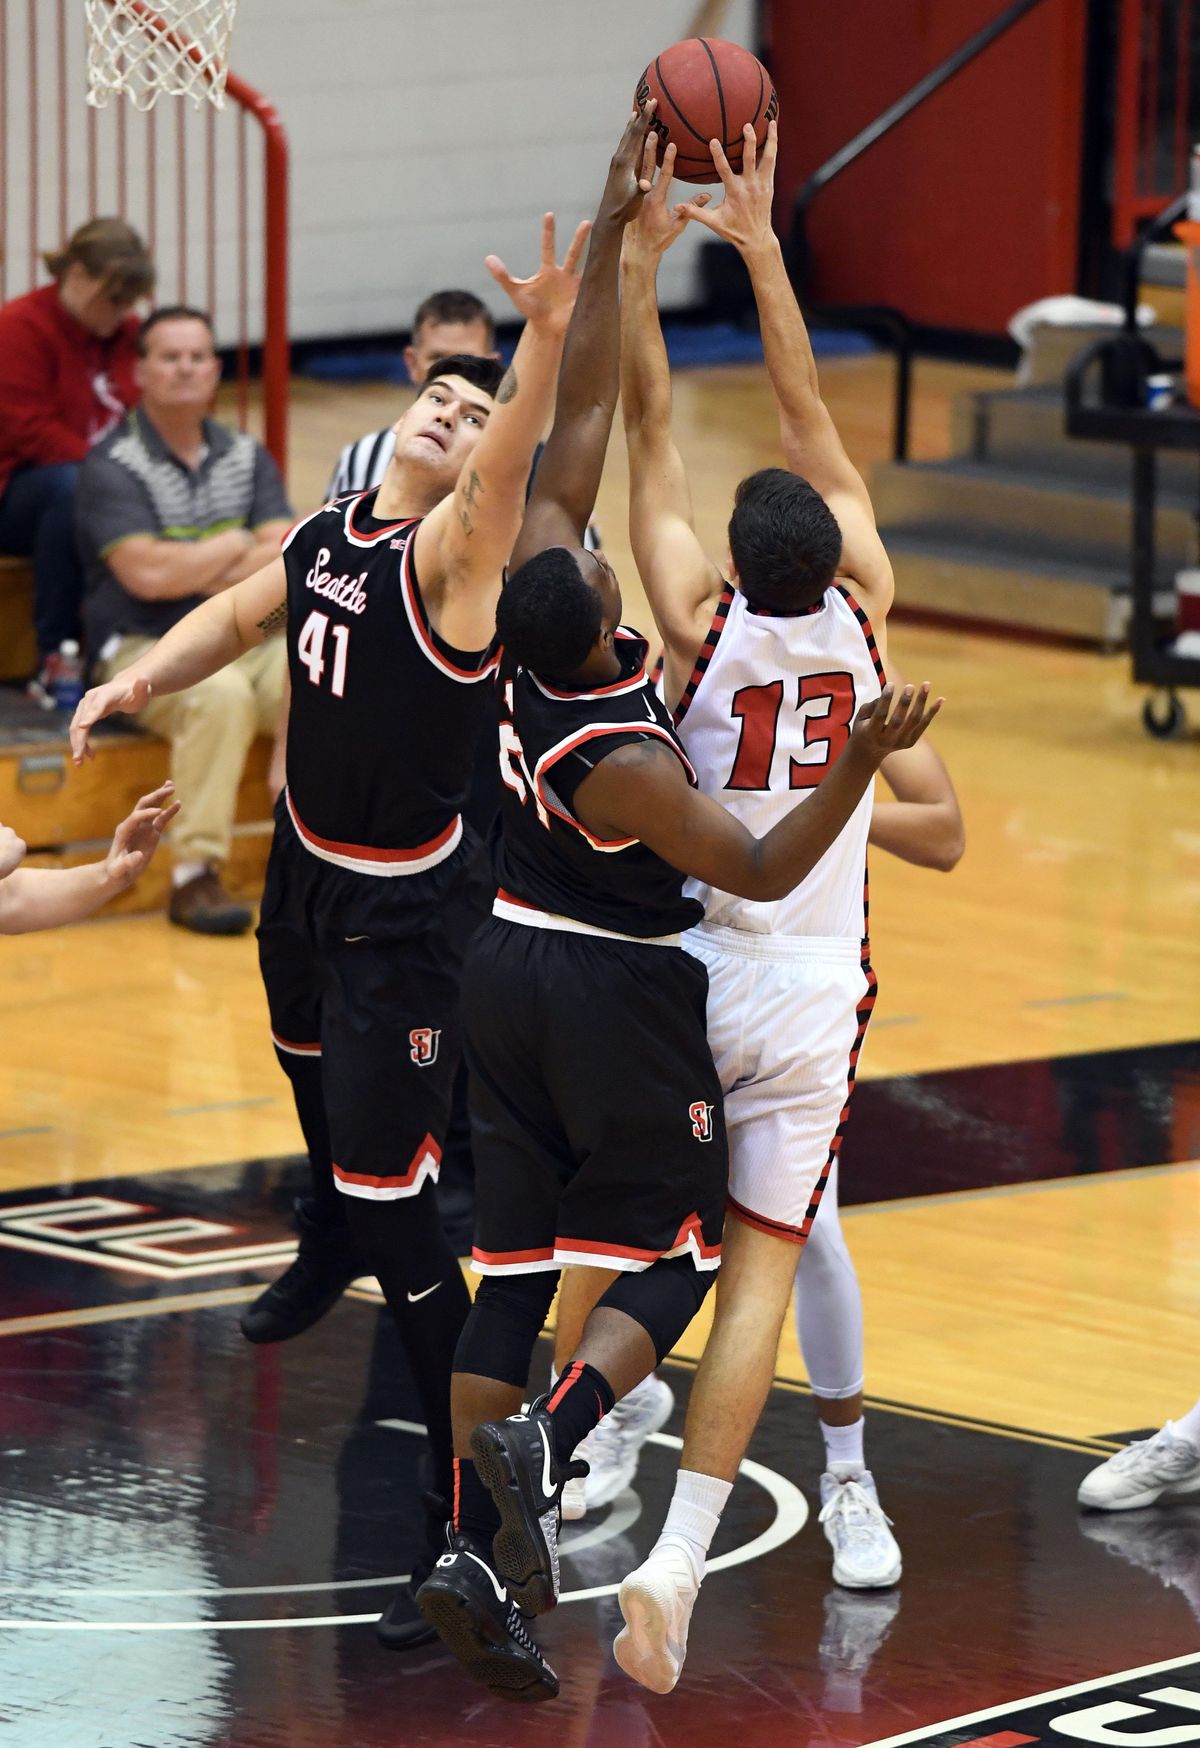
left=69, top=672, right=153, bottom=765
left=849, top=681, right=944, bottom=768
left=676, top=119, right=778, bottom=254
left=103, top=781, right=181, bottom=887
left=623, top=137, right=711, bottom=263
left=597, top=100, right=658, bottom=228
left=0, top=823, right=27, bottom=882
left=486, top=213, right=592, bottom=340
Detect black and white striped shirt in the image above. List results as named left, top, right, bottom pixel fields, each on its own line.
left=327, top=429, right=602, bottom=551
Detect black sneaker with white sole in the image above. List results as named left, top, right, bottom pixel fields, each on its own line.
left=415, top=1535, right=559, bottom=1703
left=470, top=1396, right=585, bottom=1617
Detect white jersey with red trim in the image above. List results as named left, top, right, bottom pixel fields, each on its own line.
left=281, top=487, right=499, bottom=873
left=673, top=581, right=885, bottom=942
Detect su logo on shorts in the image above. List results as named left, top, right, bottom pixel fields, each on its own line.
left=689, top=1100, right=714, bottom=1142
left=409, top=1027, right=441, bottom=1067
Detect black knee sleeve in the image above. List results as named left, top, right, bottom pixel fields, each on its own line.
left=598, top=1256, right=716, bottom=1364
left=454, top=1271, right=559, bottom=1388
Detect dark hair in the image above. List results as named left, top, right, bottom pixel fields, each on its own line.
left=412, top=289, right=495, bottom=347
left=138, top=304, right=216, bottom=356
left=420, top=353, right=505, bottom=399
left=497, top=548, right=602, bottom=677
left=44, top=217, right=155, bottom=305
left=728, top=468, right=843, bottom=610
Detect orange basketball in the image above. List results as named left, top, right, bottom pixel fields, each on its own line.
left=636, top=38, right=779, bottom=185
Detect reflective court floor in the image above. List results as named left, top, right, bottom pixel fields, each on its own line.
left=1, top=1038, right=1198, bottom=1748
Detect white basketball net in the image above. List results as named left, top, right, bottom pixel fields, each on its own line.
left=85, top=0, right=238, bottom=110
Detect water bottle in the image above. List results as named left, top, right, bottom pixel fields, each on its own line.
left=1190, top=144, right=1200, bottom=222
left=52, top=640, right=85, bottom=713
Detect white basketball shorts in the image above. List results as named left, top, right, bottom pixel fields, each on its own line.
left=686, top=921, right=878, bottom=1243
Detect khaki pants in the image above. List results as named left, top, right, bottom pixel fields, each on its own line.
left=100, top=635, right=286, bottom=867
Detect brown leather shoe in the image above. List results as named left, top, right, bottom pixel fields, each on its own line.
left=168, top=864, right=253, bottom=936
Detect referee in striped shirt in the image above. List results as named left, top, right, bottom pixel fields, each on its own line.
left=326, top=287, right=601, bottom=554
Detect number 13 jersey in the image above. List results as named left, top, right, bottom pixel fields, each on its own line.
left=672, top=582, right=885, bottom=941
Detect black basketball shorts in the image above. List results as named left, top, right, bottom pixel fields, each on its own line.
left=256, top=799, right=488, bottom=1201
left=462, top=917, right=728, bottom=1275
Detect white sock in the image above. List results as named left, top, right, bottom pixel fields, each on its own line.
left=658, top=1469, right=732, bottom=1579
left=172, top=860, right=207, bottom=889
left=1172, top=1399, right=1200, bottom=1450
left=821, top=1415, right=865, bottom=1471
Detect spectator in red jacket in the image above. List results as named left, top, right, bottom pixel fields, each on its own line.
left=0, top=217, right=155, bottom=698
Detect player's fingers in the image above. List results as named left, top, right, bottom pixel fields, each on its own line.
left=484, top=255, right=516, bottom=294
left=763, top=117, right=779, bottom=175
left=680, top=192, right=713, bottom=213
left=661, top=140, right=677, bottom=185
left=540, top=212, right=556, bottom=268
left=640, top=131, right=658, bottom=189
left=562, top=219, right=591, bottom=275
left=893, top=683, right=929, bottom=740
left=675, top=201, right=721, bottom=233
left=709, top=137, right=736, bottom=190
left=159, top=800, right=182, bottom=829
left=742, top=122, right=757, bottom=177
left=134, top=781, right=175, bottom=811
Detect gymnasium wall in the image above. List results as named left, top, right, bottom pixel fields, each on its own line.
left=765, top=0, right=1088, bottom=336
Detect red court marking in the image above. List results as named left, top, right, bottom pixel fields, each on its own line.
left=960, top=1733, right=1040, bottom=1748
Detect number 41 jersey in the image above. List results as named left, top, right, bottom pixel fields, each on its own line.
left=280, top=489, right=498, bottom=874
left=673, top=581, right=885, bottom=941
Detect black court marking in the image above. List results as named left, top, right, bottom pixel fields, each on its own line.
left=865, top=1650, right=1200, bottom=1748
left=847, top=1038, right=1200, bottom=1202
left=0, top=1276, right=1196, bottom=1746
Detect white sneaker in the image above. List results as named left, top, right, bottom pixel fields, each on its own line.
left=819, top=1465, right=902, bottom=1589
left=613, top=1539, right=700, bottom=1694
left=561, top=1375, right=675, bottom=1521
left=1077, top=1423, right=1200, bottom=1511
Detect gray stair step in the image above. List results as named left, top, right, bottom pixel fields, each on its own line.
left=1024, top=322, right=1184, bottom=386
left=881, top=526, right=1166, bottom=643
left=1144, top=243, right=1186, bottom=289
left=872, top=458, right=1197, bottom=581
left=951, top=384, right=1200, bottom=492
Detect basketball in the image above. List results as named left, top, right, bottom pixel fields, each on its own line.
left=636, top=38, right=779, bottom=184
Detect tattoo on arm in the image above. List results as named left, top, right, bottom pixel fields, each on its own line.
left=256, top=602, right=287, bottom=637
left=458, top=468, right=485, bottom=537
left=496, top=367, right=518, bottom=405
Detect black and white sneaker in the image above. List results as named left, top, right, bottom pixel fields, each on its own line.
left=470, top=1396, right=585, bottom=1616
left=415, top=1535, right=559, bottom=1703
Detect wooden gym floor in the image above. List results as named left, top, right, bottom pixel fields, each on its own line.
left=1, top=355, right=1198, bottom=1745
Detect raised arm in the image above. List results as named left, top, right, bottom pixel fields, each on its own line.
left=69, top=557, right=287, bottom=763
left=679, top=123, right=893, bottom=624
left=415, top=214, right=591, bottom=649
left=620, top=139, right=724, bottom=688
left=511, top=106, right=657, bottom=571
left=871, top=672, right=964, bottom=870
left=575, top=683, right=942, bottom=901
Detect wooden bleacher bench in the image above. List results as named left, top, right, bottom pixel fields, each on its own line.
left=0, top=556, right=36, bottom=681
left=0, top=558, right=275, bottom=915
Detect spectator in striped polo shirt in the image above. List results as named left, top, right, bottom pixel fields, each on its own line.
left=75, top=306, right=292, bottom=935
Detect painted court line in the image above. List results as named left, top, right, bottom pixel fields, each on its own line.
left=862, top=1649, right=1200, bottom=1747
left=0, top=1434, right=807, bottom=1631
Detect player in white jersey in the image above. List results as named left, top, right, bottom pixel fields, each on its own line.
left=611, top=123, right=913, bottom=1692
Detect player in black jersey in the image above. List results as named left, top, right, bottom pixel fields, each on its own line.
left=413, top=112, right=942, bottom=1702
left=69, top=213, right=590, bottom=1645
